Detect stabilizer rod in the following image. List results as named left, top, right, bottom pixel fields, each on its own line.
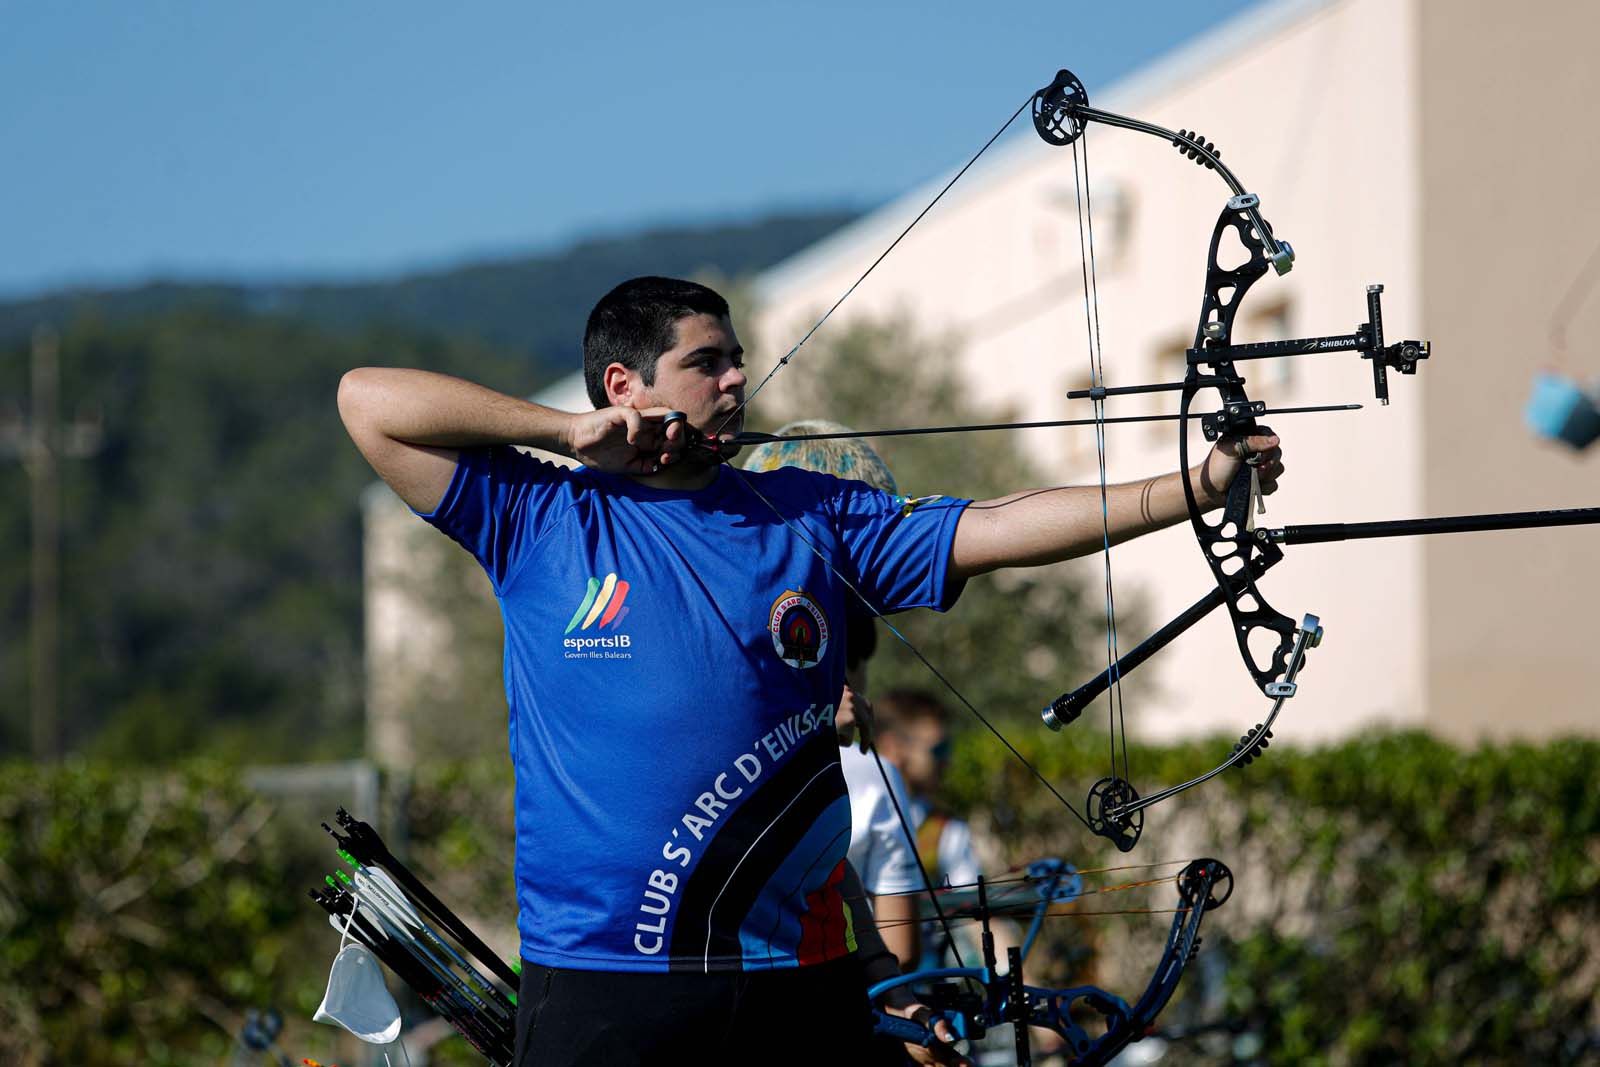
left=1261, top=506, right=1600, bottom=545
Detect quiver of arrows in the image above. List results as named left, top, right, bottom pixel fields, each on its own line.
left=310, top=809, right=518, bottom=1066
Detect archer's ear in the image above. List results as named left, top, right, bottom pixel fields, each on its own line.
left=603, top=362, right=639, bottom=408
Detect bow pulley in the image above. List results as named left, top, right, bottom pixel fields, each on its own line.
left=1031, top=69, right=1089, bottom=146
left=1031, top=67, right=1296, bottom=275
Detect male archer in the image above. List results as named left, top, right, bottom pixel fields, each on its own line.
left=337, top=275, right=1284, bottom=1065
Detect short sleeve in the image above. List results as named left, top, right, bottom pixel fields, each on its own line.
left=415, top=445, right=572, bottom=592
left=829, top=481, right=970, bottom=615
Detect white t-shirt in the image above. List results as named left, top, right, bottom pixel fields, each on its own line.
left=839, top=747, right=923, bottom=896
left=909, top=798, right=982, bottom=888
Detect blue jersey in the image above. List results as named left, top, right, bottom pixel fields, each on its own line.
left=420, top=446, right=968, bottom=973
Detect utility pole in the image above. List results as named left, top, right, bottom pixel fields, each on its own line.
left=1, top=326, right=100, bottom=760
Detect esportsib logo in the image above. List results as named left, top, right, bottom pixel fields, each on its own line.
left=565, top=572, right=631, bottom=635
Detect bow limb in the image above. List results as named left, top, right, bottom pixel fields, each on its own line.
left=1031, top=858, right=1233, bottom=1066
left=1032, top=69, right=1295, bottom=276
left=868, top=859, right=1234, bottom=1066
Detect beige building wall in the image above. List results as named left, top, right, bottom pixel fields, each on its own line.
left=361, top=374, right=589, bottom=769
left=363, top=484, right=454, bottom=769
left=361, top=0, right=1598, bottom=760
left=751, top=0, right=1595, bottom=744
left=1416, top=0, right=1600, bottom=739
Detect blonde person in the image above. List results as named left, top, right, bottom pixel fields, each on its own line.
left=745, top=422, right=962, bottom=1066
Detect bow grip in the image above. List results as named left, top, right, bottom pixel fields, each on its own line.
left=872, top=1010, right=947, bottom=1047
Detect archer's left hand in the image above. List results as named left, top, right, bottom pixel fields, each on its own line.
left=886, top=1002, right=971, bottom=1067
left=1199, top=431, right=1283, bottom=506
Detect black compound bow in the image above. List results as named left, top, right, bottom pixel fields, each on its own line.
left=1023, top=69, right=1597, bottom=853
left=1030, top=66, right=1421, bottom=851
left=673, top=69, right=1593, bottom=1059
left=681, top=65, right=1434, bottom=857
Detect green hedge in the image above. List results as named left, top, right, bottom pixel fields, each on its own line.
left=942, top=729, right=1600, bottom=1064
left=4, top=734, right=1595, bottom=1065
left=0, top=761, right=354, bottom=1066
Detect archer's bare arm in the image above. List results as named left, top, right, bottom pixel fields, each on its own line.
left=948, top=432, right=1282, bottom=581
left=336, top=368, right=683, bottom=512
left=871, top=891, right=919, bottom=971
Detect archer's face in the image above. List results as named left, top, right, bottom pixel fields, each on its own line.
left=638, top=313, right=747, bottom=437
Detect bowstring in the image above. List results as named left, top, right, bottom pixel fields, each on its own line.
left=711, top=96, right=1034, bottom=441
left=844, top=866, right=1198, bottom=933
left=867, top=740, right=968, bottom=969
left=1070, top=123, right=1132, bottom=785
left=694, top=94, right=1072, bottom=975
left=725, top=464, right=1105, bottom=971
left=705, top=89, right=1152, bottom=988
left=868, top=905, right=1190, bottom=935
left=867, top=855, right=1193, bottom=901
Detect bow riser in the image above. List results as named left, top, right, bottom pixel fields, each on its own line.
left=1178, top=204, right=1300, bottom=695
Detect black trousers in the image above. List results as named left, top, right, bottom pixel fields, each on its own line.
left=513, top=955, right=879, bottom=1066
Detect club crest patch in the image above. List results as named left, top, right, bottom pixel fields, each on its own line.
left=768, top=589, right=830, bottom=669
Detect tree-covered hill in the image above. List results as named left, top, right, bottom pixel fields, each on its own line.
left=0, top=210, right=859, bottom=376
left=0, top=209, right=857, bottom=760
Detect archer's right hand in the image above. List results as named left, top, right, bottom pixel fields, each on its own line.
left=565, top=406, right=688, bottom=474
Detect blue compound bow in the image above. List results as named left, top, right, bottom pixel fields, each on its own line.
left=869, top=858, right=1233, bottom=1066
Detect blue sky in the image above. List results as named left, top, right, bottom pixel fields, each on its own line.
left=2, top=1, right=1262, bottom=296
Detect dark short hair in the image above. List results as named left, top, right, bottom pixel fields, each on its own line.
left=583, top=276, right=730, bottom=408
left=873, top=689, right=950, bottom=734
